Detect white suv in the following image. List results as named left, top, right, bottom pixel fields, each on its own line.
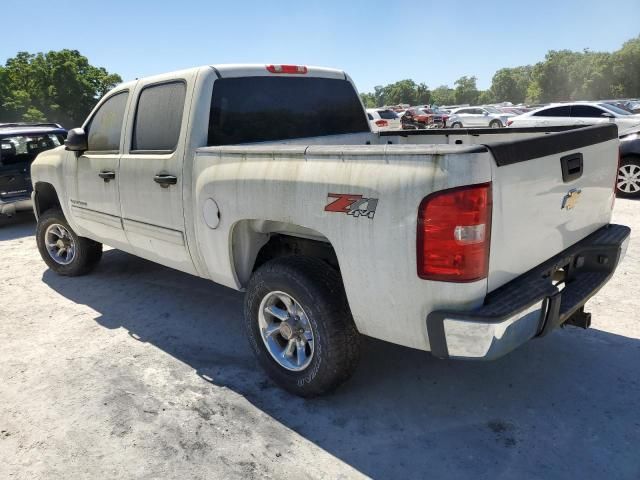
left=366, top=108, right=401, bottom=131
left=448, top=106, right=514, bottom=128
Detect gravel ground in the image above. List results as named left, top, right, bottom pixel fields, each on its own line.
left=0, top=200, right=638, bottom=480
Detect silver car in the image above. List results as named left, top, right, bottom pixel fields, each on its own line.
left=448, top=106, right=514, bottom=128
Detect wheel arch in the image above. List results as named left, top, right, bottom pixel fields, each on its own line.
left=33, top=182, right=61, bottom=218
left=229, top=219, right=340, bottom=288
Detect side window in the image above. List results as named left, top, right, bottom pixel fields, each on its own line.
left=457, top=109, right=469, bottom=114
left=86, top=92, right=128, bottom=152
left=132, top=81, right=186, bottom=152
left=570, top=105, right=606, bottom=118
left=367, top=113, right=374, bottom=120
left=533, top=106, right=570, bottom=117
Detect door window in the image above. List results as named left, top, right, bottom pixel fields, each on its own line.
left=132, top=82, right=186, bottom=152
left=86, top=92, right=129, bottom=152
left=570, top=105, right=606, bottom=118
left=533, top=106, right=570, bottom=117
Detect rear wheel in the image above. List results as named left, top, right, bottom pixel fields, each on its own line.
left=451, top=122, right=462, bottom=128
left=489, top=120, right=503, bottom=128
left=244, top=256, right=360, bottom=397
left=36, top=208, right=102, bottom=276
left=617, top=157, right=640, bottom=198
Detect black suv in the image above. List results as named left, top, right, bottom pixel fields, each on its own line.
left=0, top=123, right=67, bottom=216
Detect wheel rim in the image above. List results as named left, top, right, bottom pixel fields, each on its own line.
left=491, top=121, right=500, bottom=128
left=617, top=164, right=640, bottom=194
left=258, top=291, right=315, bottom=371
left=44, top=224, right=77, bottom=265
left=453, top=123, right=461, bottom=128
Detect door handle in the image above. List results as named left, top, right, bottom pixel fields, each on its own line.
left=154, top=174, right=178, bottom=188
left=98, top=170, right=116, bottom=182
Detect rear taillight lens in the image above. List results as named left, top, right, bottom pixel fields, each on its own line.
left=375, top=119, right=389, bottom=127
left=507, top=120, right=514, bottom=126
left=417, top=183, right=492, bottom=282
left=266, top=64, right=308, bottom=74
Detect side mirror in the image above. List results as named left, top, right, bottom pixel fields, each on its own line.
left=601, top=112, right=615, bottom=119
left=65, top=128, right=88, bottom=152
left=483, top=111, right=489, bottom=116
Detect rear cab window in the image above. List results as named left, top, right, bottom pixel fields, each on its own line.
left=207, top=77, right=369, bottom=146
left=0, top=132, right=65, bottom=165
left=132, top=81, right=186, bottom=152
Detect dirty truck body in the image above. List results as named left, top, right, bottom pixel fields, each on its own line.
left=31, top=64, right=629, bottom=396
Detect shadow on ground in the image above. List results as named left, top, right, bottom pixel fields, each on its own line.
left=0, top=211, right=35, bottom=241
left=43, top=249, right=640, bottom=479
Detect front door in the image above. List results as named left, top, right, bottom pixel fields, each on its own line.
left=118, top=77, right=197, bottom=275
left=69, top=90, right=130, bottom=247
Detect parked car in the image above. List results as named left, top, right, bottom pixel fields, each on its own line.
left=415, top=106, right=449, bottom=127
left=507, top=102, right=640, bottom=131
left=366, top=108, right=401, bottom=131
left=0, top=123, right=67, bottom=216
left=401, top=108, right=431, bottom=129
left=448, top=106, right=514, bottom=128
left=31, top=63, right=629, bottom=397
left=618, top=127, right=640, bottom=198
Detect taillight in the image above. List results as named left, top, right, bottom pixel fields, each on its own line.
left=507, top=120, right=514, bottom=126
left=613, top=150, right=621, bottom=209
left=417, top=183, right=492, bottom=282
left=266, top=64, right=308, bottom=74
left=375, top=119, right=389, bottom=127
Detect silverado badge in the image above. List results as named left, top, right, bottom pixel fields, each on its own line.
left=561, top=188, right=582, bottom=210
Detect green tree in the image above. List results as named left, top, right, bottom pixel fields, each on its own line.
left=454, top=76, right=479, bottom=105
left=611, top=36, right=640, bottom=97
left=0, top=49, right=122, bottom=127
left=490, top=66, right=532, bottom=103
left=431, top=85, right=455, bottom=106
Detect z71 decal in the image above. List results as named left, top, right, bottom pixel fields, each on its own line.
left=324, top=193, right=378, bottom=219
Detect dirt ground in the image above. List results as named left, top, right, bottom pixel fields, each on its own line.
left=1, top=200, right=638, bottom=480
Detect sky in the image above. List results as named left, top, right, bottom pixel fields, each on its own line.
left=1, top=0, right=639, bottom=94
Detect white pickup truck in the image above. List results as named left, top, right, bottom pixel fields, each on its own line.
left=31, top=64, right=630, bottom=397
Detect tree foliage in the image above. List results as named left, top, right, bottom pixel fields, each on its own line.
left=0, top=50, right=122, bottom=127
left=360, top=35, right=640, bottom=106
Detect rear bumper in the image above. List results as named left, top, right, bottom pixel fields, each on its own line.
left=427, top=224, right=630, bottom=360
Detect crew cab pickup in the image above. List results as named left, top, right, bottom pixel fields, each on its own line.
left=31, top=64, right=630, bottom=397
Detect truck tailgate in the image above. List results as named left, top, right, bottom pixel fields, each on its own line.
left=486, top=124, right=618, bottom=291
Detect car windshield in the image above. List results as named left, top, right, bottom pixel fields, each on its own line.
left=483, top=106, right=501, bottom=114
left=377, top=110, right=398, bottom=120
left=0, top=133, right=64, bottom=166
left=600, top=103, right=632, bottom=116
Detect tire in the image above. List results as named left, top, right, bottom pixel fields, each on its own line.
left=451, top=122, right=462, bottom=129
left=36, top=208, right=102, bottom=276
left=489, top=120, right=503, bottom=128
left=617, top=156, right=640, bottom=198
left=244, top=256, right=361, bottom=397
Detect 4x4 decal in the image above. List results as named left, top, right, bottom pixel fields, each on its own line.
left=324, top=193, right=378, bottom=219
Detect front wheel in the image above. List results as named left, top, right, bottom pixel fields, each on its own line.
left=451, top=122, right=462, bottom=128
left=617, top=157, right=640, bottom=198
left=36, top=208, right=102, bottom=276
left=489, top=120, right=503, bottom=128
left=244, top=256, right=360, bottom=397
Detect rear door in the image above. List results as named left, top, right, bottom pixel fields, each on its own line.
left=70, top=90, right=130, bottom=246
left=486, top=124, right=618, bottom=291
left=118, top=75, right=197, bottom=275
left=531, top=105, right=571, bottom=126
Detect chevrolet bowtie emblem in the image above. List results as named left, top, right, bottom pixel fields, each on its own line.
left=562, top=188, right=582, bottom=210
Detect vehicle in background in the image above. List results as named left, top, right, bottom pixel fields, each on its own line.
left=1, top=124, right=67, bottom=216
left=447, top=106, right=514, bottom=128
left=415, top=106, right=449, bottom=127
left=366, top=108, right=401, bottom=131
left=401, top=107, right=431, bottom=129
left=618, top=127, right=640, bottom=198
left=498, top=107, right=528, bottom=115
left=507, top=102, right=640, bottom=131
